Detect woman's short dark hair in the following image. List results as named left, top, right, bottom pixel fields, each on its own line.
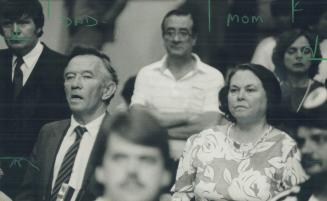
left=0, top=0, right=44, bottom=37
left=219, top=63, right=282, bottom=126
left=272, top=29, right=322, bottom=81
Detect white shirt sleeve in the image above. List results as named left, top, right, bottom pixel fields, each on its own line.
left=131, top=68, right=150, bottom=107
left=251, top=37, right=276, bottom=72
left=203, top=71, right=224, bottom=112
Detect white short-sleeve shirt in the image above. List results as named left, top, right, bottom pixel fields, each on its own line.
left=131, top=53, right=224, bottom=114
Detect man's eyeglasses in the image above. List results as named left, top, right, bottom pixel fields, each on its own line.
left=164, top=30, right=192, bottom=40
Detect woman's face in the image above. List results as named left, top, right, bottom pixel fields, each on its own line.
left=284, top=36, right=312, bottom=75
left=228, top=70, right=267, bottom=123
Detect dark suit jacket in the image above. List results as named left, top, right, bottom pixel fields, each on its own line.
left=0, top=43, right=70, bottom=157
left=15, top=118, right=103, bottom=201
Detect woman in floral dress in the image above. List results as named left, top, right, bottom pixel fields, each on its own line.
left=172, top=63, right=308, bottom=201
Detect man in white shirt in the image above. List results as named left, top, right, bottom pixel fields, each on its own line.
left=94, top=110, right=172, bottom=201
left=131, top=9, right=224, bottom=159
left=13, top=47, right=118, bottom=201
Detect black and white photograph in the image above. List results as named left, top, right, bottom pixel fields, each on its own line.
left=0, top=0, right=327, bottom=200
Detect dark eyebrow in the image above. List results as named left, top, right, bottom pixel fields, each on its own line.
left=179, top=28, right=190, bottom=31
left=230, top=84, right=257, bottom=88
left=229, top=85, right=239, bottom=88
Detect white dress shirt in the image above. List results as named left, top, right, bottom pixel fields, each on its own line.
left=52, top=113, right=105, bottom=201
left=11, top=40, right=44, bottom=85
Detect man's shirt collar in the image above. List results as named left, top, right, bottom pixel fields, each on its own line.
left=69, top=112, right=106, bottom=139
left=156, top=53, right=207, bottom=74
left=12, top=40, right=43, bottom=69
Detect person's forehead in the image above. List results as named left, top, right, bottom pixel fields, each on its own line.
left=2, top=14, right=33, bottom=21
left=164, top=14, right=193, bottom=30
left=65, top=55, right=104, bottom=73
left=289, top=36, right=309, bottom=48
left=230, top=70, right=263, bottom=87
left=107, top=133, right=162, bottom=157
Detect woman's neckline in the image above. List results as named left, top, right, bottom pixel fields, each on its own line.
left=226, top=123, right=273, bottom=148
left=284, top=77, right=312, bottom=88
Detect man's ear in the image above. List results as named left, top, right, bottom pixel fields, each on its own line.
left=35, top=27, right=42, bottom=37
left=102, top=81, right=117, bottom=102
left=192, top=34, right=197, bottom=46
left=95, top=167, right=105, bottom=184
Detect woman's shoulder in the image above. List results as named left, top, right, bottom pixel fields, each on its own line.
left=211, top=124, right=230, bottom=134
left=266, top=127, right=298, bottom=157
left=187, top=124, right=229, bottom=144
left=267, top=127, right=297, bottom=145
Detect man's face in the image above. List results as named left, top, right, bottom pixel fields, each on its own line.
left=96, top=134, right=170, bottom=201
left=162, top=14, right=196, bottom=58
left=0, top=15, right=39, bottom=55
left=297, top=126, right=327, bottom=176
left=64, top=55, right=112, bottom=119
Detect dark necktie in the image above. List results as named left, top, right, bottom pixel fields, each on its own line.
left=50, top=126, right=87, bottom=201
left=13, top=56, right=24, bottom=99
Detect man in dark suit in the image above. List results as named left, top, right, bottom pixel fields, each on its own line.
left=12, top=47, right=118, bottom=201
left=0, top=0, right=70, bottom=196
left=93, top=110, right=172, bottom=201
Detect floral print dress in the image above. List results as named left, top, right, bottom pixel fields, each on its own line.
left=172, top=125, right=308, bottom=201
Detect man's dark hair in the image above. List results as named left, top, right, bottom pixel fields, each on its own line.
left=95, top=109, right=171, bottom=170
left=121, top=76, right=136, bottom=105
left=161, top=9, right=198, bottom=36
left=219, top=63, right=282, bottom=126
left=0, top=0, right=44, bottom=37
left=68, top=46, right=119, bottom=104
left=272, top=29, right=321, bottom=81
